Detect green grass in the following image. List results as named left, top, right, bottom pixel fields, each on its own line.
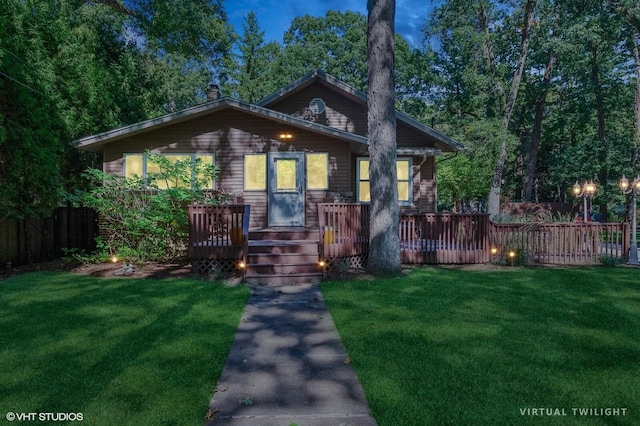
left=322, top=266, right=640, bottom=426
left=0, top=272, right=248, bottom=425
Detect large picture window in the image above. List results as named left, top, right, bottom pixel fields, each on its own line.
left=123, top=153, right=214, bottom=189
left=244, top=154, right=267, bottom=190
left=356, top=157, right=412, bottom=204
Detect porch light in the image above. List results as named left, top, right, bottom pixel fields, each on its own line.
left=279, top=132, right=293, bottom=140
left=572, top=180, right=597, bottom=222
left=490, top=247, right=498, bottom=255
left=237, top=261, right=246, bottom=269
left=318, top=260, right=326, bottom=268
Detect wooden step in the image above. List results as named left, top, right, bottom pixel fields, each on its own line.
left=245, top=272, right=322, bottom=285
left=247, top=252, right=319, bottom=264
left=248, top=227, right=320, bottom=241
left=244, top=229, right=322, bottom=285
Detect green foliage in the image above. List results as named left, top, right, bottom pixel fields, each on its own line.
left=0, top=0, right=231, bottom=220
left=437, top=118, right=516, bottom=211
left=78, top=152, right=218, bottom=263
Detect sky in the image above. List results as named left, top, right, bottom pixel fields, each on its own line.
left=223, top=0, right=436, bottom=48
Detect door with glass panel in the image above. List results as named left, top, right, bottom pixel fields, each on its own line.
left=267, top=152, right=305, bottom=226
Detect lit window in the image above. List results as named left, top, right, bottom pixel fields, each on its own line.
left=276, top=159, right=297, bottom=190
left=122, top=153, right=214, bottom=189
left=357, top=157, right=412, bottom=204
left=396, top=159, right=411, bottom=202
left=244, top=154, right=266, bottom=190
left=357, top=159, right=370, bottom=202
left=306, top=153, right=328, bottom=189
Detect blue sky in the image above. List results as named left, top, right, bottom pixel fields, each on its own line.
left=224, top=0, right=435, bottom=48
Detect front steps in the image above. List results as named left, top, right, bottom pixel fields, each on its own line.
left=245, top=228, right=323, bottom=285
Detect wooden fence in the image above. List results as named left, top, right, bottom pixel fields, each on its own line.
left=318, top=204, right=630, bottom=266
left=0, top=207, right=98, bottom=267
left=400, top=214, right=491, bottom=264
left=188, top=204, right=250, bottom=273
left=490, top=222, right=629, bottom=264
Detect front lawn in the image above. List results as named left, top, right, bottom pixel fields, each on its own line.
left=0, top=272, right=248, bottom=425
left=322, top=266, right=640, bottom=425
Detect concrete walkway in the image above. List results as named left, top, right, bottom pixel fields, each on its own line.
left=205, top=282, right=377, bottom=426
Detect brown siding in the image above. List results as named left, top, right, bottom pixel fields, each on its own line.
left=103, top=108, right=352, bottom=228
left=267, top=81, right=367, bottom=136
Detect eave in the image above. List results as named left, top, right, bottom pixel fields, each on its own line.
left=75, top=97, right=369, bottom=153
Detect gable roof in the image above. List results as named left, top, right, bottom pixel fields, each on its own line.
left=257, top=70, right=465, bottom=153
left=75, top=97, right=369, bottom=152
left=75, top=70, right=464, bottom=154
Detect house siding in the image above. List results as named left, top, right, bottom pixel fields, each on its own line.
left=103, top=109, right=352, bottom=228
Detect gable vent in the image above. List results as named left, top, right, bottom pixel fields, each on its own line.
left=309, top=98, right=326, bottom=116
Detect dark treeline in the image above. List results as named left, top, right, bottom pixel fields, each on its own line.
left=2, top=0, right=638, bottom=220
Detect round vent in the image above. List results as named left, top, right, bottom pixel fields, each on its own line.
left=309, top=98, right=326, bottom=116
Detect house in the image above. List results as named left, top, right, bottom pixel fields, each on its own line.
left=76, top=70, right=464, bottom=282
left=76, top=70, right=464, bottom=229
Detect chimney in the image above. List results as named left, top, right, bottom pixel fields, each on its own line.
left=207, top=84, right=220, bottom=101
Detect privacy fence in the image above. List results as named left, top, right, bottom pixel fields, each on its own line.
left=0, top=207, right=98, bottom=267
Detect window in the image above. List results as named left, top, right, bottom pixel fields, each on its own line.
left=244, top=154, right=266, bottom=190
left=306, top=153, right=328, bottom=189
left=396, top=159, right=411, bottom=202
left=123, top=153, right=214, bottom=189
left=276, top=159, right=297, bottom=190
left=356, top=157, right=412, bottom=204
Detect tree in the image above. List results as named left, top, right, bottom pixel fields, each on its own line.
left=0, top=0, right=231, bottom=219
left=486, top=0, right=537, bottom=218
left=222, top=11, right=284, bottom=102
left=367, top=0, right=401, bottom=274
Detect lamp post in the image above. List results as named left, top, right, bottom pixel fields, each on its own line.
left=619, top=175, right=640, bottom=265
left=572, top=180, right=597, bottom=222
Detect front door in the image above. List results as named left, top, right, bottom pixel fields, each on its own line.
left=268, top=152, right=305, bottom=226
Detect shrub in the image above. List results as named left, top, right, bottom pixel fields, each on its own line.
left=78, top=152, right=218, bottom=263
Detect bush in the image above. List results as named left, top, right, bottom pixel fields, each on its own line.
left=77, top=152, right=218, bottom=263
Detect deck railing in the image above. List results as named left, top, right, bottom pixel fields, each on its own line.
left=318, top=204, right=630, bottom=265
left=490, top=222, right=630, bottom=264
left=188, top=204, right=250, bottom=262
left=401, top=214, right=491, bottom=264
left=318, top=203, right=370, bottom=258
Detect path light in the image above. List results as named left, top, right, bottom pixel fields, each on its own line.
left=619, top=175, right=640, bottom=265
left=572, top=180, right=597, bottom=223
left=111, top=255, right=118, bottom=263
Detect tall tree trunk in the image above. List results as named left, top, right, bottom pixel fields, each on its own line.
left=590, top=45, right=609, bottom=221
left=487, top=0, right=536, bottom=218
left=523, top=51, right=556, bottom=202
left=366, top=0, right=400, bottom=274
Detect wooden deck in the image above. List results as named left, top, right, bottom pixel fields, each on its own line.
left=189, top=203, right=631, bottom=282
